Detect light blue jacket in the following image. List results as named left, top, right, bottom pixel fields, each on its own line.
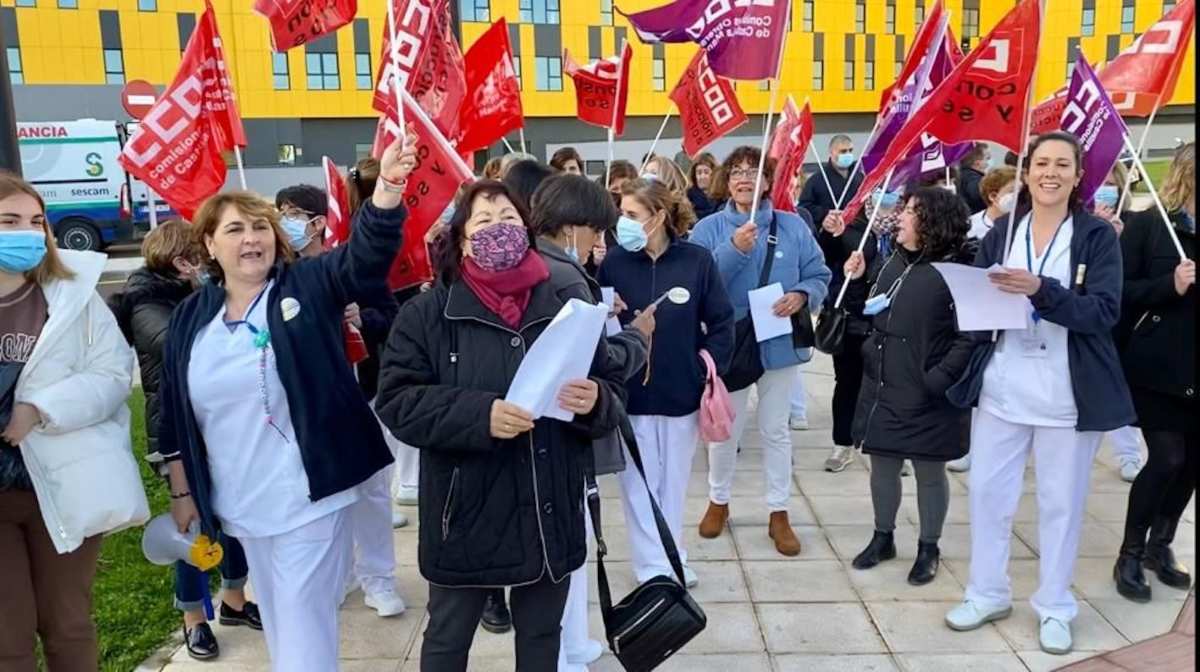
left=690, top=199, right=832, bottom=370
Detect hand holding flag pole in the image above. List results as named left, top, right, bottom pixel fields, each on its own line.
left=833, top=167, right=895, bottom=309
left=385, top=0, right=407, bottom=133
left=1121, top=133, right=1187, bottom=259
left=747, top=0, right=792, bottom=224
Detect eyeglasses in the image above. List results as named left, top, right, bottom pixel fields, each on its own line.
left=729, top=168, right=757, bottom=180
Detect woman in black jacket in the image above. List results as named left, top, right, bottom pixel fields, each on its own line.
left=375, top=180, right=626, bottom=671
left=108, top=221, right=258, bottom=661
left=1113, top=142, right=1196, bottom=602
left=844, top=188, right=974, bottom=586
left=686, top=152, right=720, bottom=221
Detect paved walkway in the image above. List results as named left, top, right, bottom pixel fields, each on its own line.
left=144, top=354, right=1194, bottom=672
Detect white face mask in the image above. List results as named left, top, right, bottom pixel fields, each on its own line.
left=996, top=192, right=1017, bottom=214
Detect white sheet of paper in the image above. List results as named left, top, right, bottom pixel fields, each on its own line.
left=600, top=287, right=622, bottom=337
left=504, top=298, right=609, bottom=421
left=932, top=262, right=1030, bottom=332
left=747, top=283, right=793, bottom=342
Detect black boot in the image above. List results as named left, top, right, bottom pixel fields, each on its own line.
left=852, top=531, right=896, bottom=570
left=907, top=542, right=940, bottom=586
left=1145, top=516, right=1192, bottom=589
left=183, top=622, right=220, bottom=661
left=1114, top=550, right=1152, bottom=602
left=480, top=588, right=512, bottom=634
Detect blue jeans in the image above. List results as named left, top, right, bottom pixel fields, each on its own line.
left=174, top=533, right=249, bottom=612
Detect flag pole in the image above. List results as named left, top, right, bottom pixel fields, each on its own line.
left=233, top=146, right=248, bottom=190
left=834, top=167, right=895, bottom=308
left=748, top=1, right=791, bottom=223
left=386, top=0, right=407, bottom=132
left=519, top=127, right=528, bottom=155
left=502, top=137, right=517, bottom=154
left=1122, top=132, right=1186, bottom=259
left=1114, top=100, right=1162, bottom=214
left=400, top=87, right=475, bottom=179
left=1001, top=0, right=1046, bottom=270
left=607, top=39, right=628, bottom=191
left=833, top=112, right=883, bottom=209
left=807, top=140, right=837, bottom=208
left=640, top=106, right=674, bottom=174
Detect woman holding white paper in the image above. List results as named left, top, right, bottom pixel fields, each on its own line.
left=375, top=180, right=626, bottom=671
left=945, top=132, right=1135, bottom=656
left=843, top=187, right=975, bottom=586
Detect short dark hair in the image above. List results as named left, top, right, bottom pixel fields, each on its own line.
left=275, top=184, right=327, bottom=217
left=529, top=174, right=618, bottom=237
left=604, top=160, right=639, bottom=188
left=829, top=134, right=853, bottom=151
left=550, top=147, right=583, bottom=172
left=434, top=180, right=532, bottom=285
left=905, top=187, right=970, bottom=260
left=1003, top=150, right=1019, bottom=167
left=502, top=160, right=554, bottom=212
left=712, top=146, right=773, bottom=201
left=960, top=143, right=989, bottom=169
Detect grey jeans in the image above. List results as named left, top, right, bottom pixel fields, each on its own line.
left=870, top=455, right=950, bottom=544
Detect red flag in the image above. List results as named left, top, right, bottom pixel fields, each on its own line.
left=322, top=157, right=350, bottom=248
left=117, top=0, right=244, bottom=219
left=373, top=0, right=465, bottom=142
left=252, top=0, right=356, bottom=52
left=844, top=0, right=1041, bottom=222
left=373, top=91, right=474, bottom=291
left=669, top=50, right=748, bottom=158
left=564, top=42, right=633, bottom=136
left=768, top=97, right=801, bottom=162
left=769, top=100, right=814, bottom=214
left=457, top=18, right=524, bottom=154
left=878, top=0, right=948, bottom=115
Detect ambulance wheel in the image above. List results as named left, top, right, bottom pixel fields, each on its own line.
left=57, top=219, right=103, bottom=251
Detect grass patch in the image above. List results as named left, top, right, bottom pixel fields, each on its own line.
left=89, top=388, right=181, bottom=672
left=1133, top=159, right=1171, bottom=193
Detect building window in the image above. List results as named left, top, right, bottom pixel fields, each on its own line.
left=513, top=55, right=522, bottom=89
left=103, top=49, right=125, bottom=84
left=855, top=0, right=865, bottom=31
left=534, top=55, right=562, bottom=91
left=519, top=0, right=560, bottom=24
left=58, top=0, right=77, bottom=8
left=14, top=0, right=35, bottom=7
left=177, top=13, right=196, bottom=53
left=802, top=0, right=813, bottom=31
left=1163, top=0, right=1176, bottom=10
left=1066, top=37, right=1080, bottom=80
left=651, top=58, right=665, bottom=91
left=844, top=60, right=854, bottom=90
left=865, top=61, right=874, bottom=89
left=963, top=8, right=980, bottom=38
left=278, top=144, right=297, bottom=165
left=1121, top=0, right=1135, bottom=32
left=885, top=4, right=896, bottom=32
left=915, top=1, right=925, bottom=29
left=6, top=47, right=22, bottom=84
left=894, top=60, right=902, bottom=78
left=355, top=53, right=371, bottom=90
left=600, top=0, right=613, bottom=25
left=355, top=143, right=373, bottom=159
left=1082, top=7, right=1095, bottom=35
left=759, top=79, right=770, bottom=91
left=306, top=53, right=339, bottom=90
left=138, top=0, right=157, bottom=11
left=812, top=60, right=823, bottom=90
left=459, top=0, right=489, bottom=23
left=272, top=52, right=290, bottom=90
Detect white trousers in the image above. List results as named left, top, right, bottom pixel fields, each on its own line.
left=965, top=409, right=1102, bottom=622
left=241, top=508, right=351, bottom=672
left=558, top=498, right=595, bottom=672
left=619, top=413, right=700, bottom=581
left=392, top=439, right=420, bottom=496
left=1107, top=425, right=1143, bottom=463
left=709, top=366, right=797, bottom=511
left=348, top=465, right=396, bottom=593
left=790, top=368, right=808, bottom=420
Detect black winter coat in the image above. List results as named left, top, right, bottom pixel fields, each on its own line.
left=107, top=268, right=193, bottom=460
left=797, top=160, right=863, bottom=228
left=375, top=252, right=627, bottom=587
left=958, top=167, right=987, bottom=213
left=1118, top=208, right=1195, bottom=431
left=853, top=247, right=975, bottom=461
left=817, top=210, right=878, bottom=336
left=687, top=186, right=719, bottom=221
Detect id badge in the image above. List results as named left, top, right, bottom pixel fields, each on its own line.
left=1017, top=323, right=1049, bottom=358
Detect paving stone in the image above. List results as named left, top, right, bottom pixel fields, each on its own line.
left=757, top=603, right=887, bottom=654
left=893, top=652, right=1028, bottom=671
left=866, top=601, right=1012, bottom=653
left=1014, top=521, right=1123, bottom=558
left=743, top=560, right=857, bottom=602
left=1073, top=557, right=1191, bottom=601
left=1090, top=597, right=1190, bottom=643
left=1014, top=649, right=1097, bottom=672
left=680, top=603, right=764, bottom=654
left=990, top=601, right=1129, bottom=653
left=845, top=554, right=966, bottom=601
left=774, top=653, right=900, bottom=671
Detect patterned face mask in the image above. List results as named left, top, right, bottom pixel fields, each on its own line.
left=468, top=221, right=530, bottom=272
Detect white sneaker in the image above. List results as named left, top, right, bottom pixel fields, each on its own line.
left=824, top=446, right=856, bottom=472
left=789, top=416, right=809, bottom=431
left=364, top=586, right=407, bottom=617
left=1119, top=458, right=1143, bottom=483
left=392, top=511, right=409, bottom=528
left=683, top=565, right=699, bottom=588
left=1039, top=616, right=1073, bottom=655
left=565, top=639, right=604, bottom=665
left=946, top=455, right=971, bottom=472
left=394, top=485, right=419, bottom=506
left=944, top=600, right=1012, bottom=631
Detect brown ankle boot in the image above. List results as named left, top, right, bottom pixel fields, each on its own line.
left=698, top=502, right=729, bottom=538
left=769, top=511, right=802, bottom=556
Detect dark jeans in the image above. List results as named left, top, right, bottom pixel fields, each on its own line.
left=832, top=332, right=868, bottom=447
left=174, top=533, right=249, bottom=612
left=1122, top=430, right=1197, bottom=550
left=422, top=574, right=570, bottom=671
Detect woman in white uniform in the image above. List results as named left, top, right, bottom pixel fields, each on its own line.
left=158, top=135, right=417, bottom=671
left=944, top=132, right=1135, bottom=655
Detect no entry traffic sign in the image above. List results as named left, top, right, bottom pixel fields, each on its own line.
left=120, top=80, right=158, bottom=120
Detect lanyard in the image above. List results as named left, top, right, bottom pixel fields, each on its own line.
left=223, top=282, right=271, bottom=347
left=1024, top=216, right=1068, bottom=324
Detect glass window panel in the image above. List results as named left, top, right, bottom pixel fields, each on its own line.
left=138, top=0, right=157, bottom=11
left=58, top=0, right=77, bottom=8
left=274, top=74, right=290, bottom=90
left=324, top=74, right=339, bottom=89
left=322, top=53, right=338, bottom=72
left=14, top=0, right=35, bottom=7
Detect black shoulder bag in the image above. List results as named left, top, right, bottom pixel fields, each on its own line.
left=586, top=416, right=706, bottom=672
left=723, top=214, right=814, bottom=391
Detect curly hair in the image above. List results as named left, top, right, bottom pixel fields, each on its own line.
left=644, top=155, right=689, bottom=198
left=711, top=146, right=773, bottom=202
left=904, top=187, right=970, bottom=261
left=979, top=166, right=1017, bottom=207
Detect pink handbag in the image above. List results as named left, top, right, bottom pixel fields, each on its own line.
left=698, top=349, right=736, bottom=443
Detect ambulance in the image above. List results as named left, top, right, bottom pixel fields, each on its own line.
left=17, top=119, right=174, bottom=251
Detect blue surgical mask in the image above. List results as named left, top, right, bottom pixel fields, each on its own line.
left=0, top=230, right=48, bottom=274
left=835, top=153, right=856, bottom=170
left=616, top=215, right=650, bottom=252
left=1094, top=185, right=1120, bottom=209
left=875, top=189, right=901, bottom=209
left=280, top=215, right=314, bottom=251
left=863, top=293, right=890, bottom=316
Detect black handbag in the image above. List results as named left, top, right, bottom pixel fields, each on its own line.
left=586, top=416, right=706, bottom=672
left=724, top=213, right=790, bottom=392
left=814, top=303, right=847, bottom=355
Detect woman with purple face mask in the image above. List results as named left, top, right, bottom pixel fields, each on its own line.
left=375, top=180, right=627, bottom=671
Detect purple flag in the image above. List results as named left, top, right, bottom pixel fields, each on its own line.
left=617, top=0, right=790, bottom=81
left=862, top=11, right=971, bottom=188
left=1060, top=57, right=1130, bottom=206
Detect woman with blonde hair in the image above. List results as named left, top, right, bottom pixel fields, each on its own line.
left=1113, top=142, right=1195, bottom=603
left=158, top=136, right=417, bottom=671
left=0, top=172, right=147, bottom=670
left=643, top=155, right=691, bottom=201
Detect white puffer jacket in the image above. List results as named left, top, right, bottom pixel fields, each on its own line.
left=15, top=250, right=149, bottom=554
